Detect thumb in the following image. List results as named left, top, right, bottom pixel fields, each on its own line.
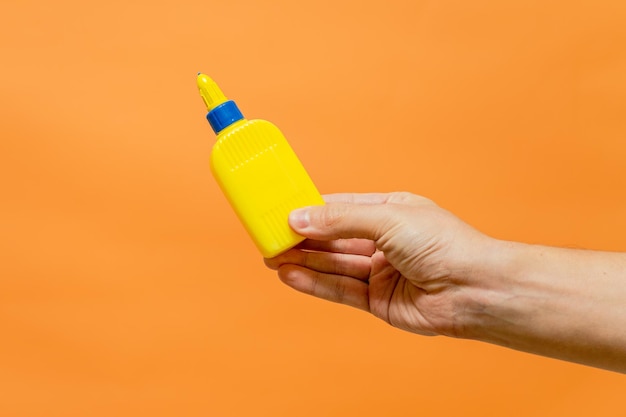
left=288, top=203, right=396, bottom=242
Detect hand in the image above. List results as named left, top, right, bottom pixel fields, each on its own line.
left=266, top=192, right=626, bottom=372
left=265, top=192, right=495, bottom=338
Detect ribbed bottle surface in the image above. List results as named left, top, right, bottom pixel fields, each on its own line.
left=216, top=120, right=277, bottom=171
left=258, top=190, right=310, bottom=251
left=211, top=119, right=322, bottom=257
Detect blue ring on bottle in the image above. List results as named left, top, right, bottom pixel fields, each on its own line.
left=207, top=100, right=244, bottom=133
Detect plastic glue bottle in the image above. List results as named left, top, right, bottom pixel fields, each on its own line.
left=197, top=73, right=324, bottom=258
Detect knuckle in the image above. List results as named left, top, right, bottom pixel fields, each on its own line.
left=309, top=271, right=320, bottom=295
left=387, top=191, right=414, bottom=204
left=332, top=253, right=348, bottom=277
left=317, top=205, right=345, bottom=228
left=388, top=191, right=434, bottom=207
left=332, top=278, right=345, bottom=303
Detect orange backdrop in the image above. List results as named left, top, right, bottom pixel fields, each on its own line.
left=2, top=0, right=626, bottom=415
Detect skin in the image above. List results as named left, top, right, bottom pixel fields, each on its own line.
left=264, top=192, right=626, bottom=373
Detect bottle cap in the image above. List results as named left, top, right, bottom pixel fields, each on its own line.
left=207, top=100, right=244, bottom=133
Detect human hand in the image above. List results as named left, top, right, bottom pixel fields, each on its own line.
left=265, top=192, right=496, bottom=338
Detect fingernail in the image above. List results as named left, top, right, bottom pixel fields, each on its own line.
left=289, top=208, right=310, bottom=229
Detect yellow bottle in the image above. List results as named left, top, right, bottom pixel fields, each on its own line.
left=197, top=73, right=324, bottom=258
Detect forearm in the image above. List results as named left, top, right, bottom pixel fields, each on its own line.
left=464, top=240, right=626, bottom=373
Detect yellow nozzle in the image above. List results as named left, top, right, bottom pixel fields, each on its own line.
left=197, top=73, right=228, bottom=111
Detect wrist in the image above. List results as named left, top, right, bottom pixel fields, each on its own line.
left=451, top=238, right=528, bottom=341
left=456, top=240, right=626, bottom=372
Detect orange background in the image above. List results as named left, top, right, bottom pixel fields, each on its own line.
left=2, top=0, right=626, bottom=415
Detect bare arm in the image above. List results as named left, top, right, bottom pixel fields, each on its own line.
left=265, top=192, right=626, bottom=373
left=469, top=241, right=626, bottom=372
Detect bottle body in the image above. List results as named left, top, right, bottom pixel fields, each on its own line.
left=210, top=118, right=324, bottom=258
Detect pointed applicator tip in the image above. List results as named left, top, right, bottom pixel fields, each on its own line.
left=196, top=73, right=209, bottom=86
left=196, top=73, right=227, bottom=111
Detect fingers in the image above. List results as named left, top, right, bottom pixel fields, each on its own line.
left=289, top=202, right=396, bottom=242
left=322, top=192, right=428, bottom=206
left=265, top=248, right=372, bottom=280
left=277, top=264, right=370, bottom=312
left=297, top=238, right=376, bottom=256
left=289, top=192, right=433, bottom=242
left=323, top=193, right=392, bottom=205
